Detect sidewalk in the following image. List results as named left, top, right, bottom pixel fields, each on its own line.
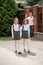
left=0, top=39, right=43, bottom=65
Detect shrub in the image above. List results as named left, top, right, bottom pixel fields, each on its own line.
left=0, top=0, right=18, bottom=36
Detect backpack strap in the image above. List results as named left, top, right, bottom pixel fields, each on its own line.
left=12, top=24, right=14, bottom=32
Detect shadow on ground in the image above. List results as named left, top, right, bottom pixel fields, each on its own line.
left=16, top=52, right=36, bottom=57
left=32, top=37, right=43, bottom=41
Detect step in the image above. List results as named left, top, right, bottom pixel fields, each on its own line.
left=33, top=32, right=43, bottom=41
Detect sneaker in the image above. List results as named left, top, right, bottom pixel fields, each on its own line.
left=15, top=50, right=17, bottom=53
left=18, top=52, right=22, bottom=54
left=28, top=50, right=30, bottom=53
left=24, top=49, right=26, bottom=52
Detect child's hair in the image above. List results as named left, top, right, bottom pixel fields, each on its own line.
left=14, top=17, right=19, bottom=23
left=23, top=19, right=28, bottom=24
left=14, top=17, right=18, bottom=20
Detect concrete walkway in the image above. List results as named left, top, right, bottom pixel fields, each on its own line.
left=0, top=39, right=43, bottom=65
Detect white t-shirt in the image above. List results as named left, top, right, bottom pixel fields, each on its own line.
left=26, top=16, right=34, bottom=26
left=13, top=24, right=20, bottom=31
left=22, top=24, right=29, bottom=31
left=11, top=24, right=22, bottom=38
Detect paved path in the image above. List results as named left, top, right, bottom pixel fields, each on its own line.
left=0, top=39, right=43, bottom=65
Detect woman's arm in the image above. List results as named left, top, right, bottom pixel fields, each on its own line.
left=25, top=17, right=29, bottom=20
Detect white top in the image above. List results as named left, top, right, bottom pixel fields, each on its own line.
left=11, top=24, right=22, bottom=38
left=26, top=16, right=34, bottom=26
left=13, top=24, right=20, bottom=31
left=22, top=24, right=30, bottom=37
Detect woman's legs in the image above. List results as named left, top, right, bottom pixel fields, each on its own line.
left=30, top=25, right=34, bottom=38
left=15, top=40, right=17, bottom=53
left=23, top=39, right=30, bottom=53
left=25, top=39, right=30, bottom=53
left=16, top=40, right=22, bottom=54
left=23, top=39, right=26, bottom=52
left=15, top=40, right=20, bottom=53
left=32, top=25, right=34, bottom=37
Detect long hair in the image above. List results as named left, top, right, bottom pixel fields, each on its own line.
left=23, top=19, right=29, bottom=24
left=13, top=17, right=19, bottom=24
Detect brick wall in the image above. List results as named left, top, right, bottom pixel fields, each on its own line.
left=25, top=5, right=43, bottom=32
left=33, top=6, right=38, bottom=32
left=42, top=5, right=43, bottom=32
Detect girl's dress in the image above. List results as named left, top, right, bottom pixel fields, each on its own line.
left=11, top=24, right=22, bottom=40
left=22, top=24, right=30, bottom=39
left=22, top=24, right=30, bottom=52
left=11, top=24, right=22, bottom=54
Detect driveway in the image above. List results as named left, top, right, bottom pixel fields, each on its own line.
left=0, top=39, right=43, bottom=65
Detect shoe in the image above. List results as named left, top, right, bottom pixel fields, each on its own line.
left=29, top=38, right=32, bottom=40
left=18, top=52, right=22, bottom=54
left=24, top=49, right=26, bottom=52
left=15, top=50, right=17, bottom=53
left=28, top=50, right=30, bottom=53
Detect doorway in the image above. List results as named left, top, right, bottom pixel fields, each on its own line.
left=37, top=7, right=42, bottom=32
left=16, top=9, right=25, bottom=25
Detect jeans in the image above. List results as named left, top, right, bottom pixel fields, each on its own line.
left=30, top=25, right=34, bottom=38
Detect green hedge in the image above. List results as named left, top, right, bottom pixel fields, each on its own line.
left=0, top=0, right=18, bottom=36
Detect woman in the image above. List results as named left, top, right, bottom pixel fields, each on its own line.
left=26, top=12, right=34, bottom=39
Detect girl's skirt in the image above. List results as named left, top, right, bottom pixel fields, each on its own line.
left=14, top=31, right=20, bottom=40
left=22, top=30, right=29, bottom=39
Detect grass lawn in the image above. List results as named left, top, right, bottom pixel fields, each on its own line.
left=0, top=37, right=12, bottom=40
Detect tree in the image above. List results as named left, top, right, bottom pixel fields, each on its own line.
left=37, top=0, right=43, bottom=5
left=0, top=0, right=18, bottom=36
left=22, top=0, right=41, bottom=7
left=26, top=0, right=41, bottom=6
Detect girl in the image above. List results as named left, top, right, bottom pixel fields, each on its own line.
left=22, top=19, right=30, bottom=53
left=11, top=17, right=22, bottom=54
